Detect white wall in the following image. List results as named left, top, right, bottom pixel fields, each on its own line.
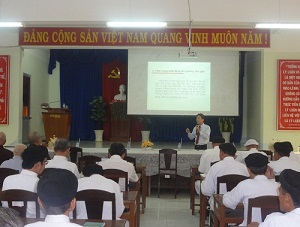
left=0, top=47, right=22, bottom=145
left=48, top=61, right=61, bottom=108
left=22, top=49, right=49, bottom=140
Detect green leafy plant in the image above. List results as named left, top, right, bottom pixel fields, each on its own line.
left=138, top=116, right=152, bottom=130
left=111, top=100, right=127, bottom=120
left=218, top=117, right=234, bottom=133
left=89, top=96, right=107, bottom=129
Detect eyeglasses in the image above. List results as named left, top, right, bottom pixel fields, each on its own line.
left=43, top=160, right=49, bottom=165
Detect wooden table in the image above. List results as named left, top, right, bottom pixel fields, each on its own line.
left=136, top=163, right=147, bottom=214
left=213, top=194, right=244, bottom=227
left=22, top=218, right=126, bottom=227
left=121, top=191, right=139, bottom=227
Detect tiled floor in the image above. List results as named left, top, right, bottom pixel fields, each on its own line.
left=140, top=189, right=200, bottom=227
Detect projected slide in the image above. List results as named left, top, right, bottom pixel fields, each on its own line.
left=147, top=62, right=210, bottom=111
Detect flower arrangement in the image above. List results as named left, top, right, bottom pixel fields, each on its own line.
left=111, top=100, right=127, bottom=120
left=48, top=135, right=57, bottom=149
left=141, top=140, right=154, bottom=148
left=218, top=117, right=234, bottom=133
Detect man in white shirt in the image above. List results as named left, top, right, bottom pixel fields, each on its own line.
left=2, top=146, right=49, bottom=218
left=248, top=169, right=300, bottom=227
left=195, top=136, right=225, bottom=194
left=235, top=139, right=267, bottom=164
left=201, top=143, right=249, bottom=209
left=25, top=168, right=81, bottom=227
left=46, top=138, right=80, bottom=178
left=99, top=143, right=138, bottom=191
left=76, top=164, right=125, bottom=220
left=223, top=153, right=279, bottom=226
left=186, top=113, right=211, bottom=150
left=0, top=143, right=27, bottom=172
left=268, top=141, right=300, bottom=176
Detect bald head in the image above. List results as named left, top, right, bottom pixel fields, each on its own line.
left=0, top=132, right=6, bottom=146
left=28, top=131, right=42, bottom=145
left=13, top=144, right=27, bottom=156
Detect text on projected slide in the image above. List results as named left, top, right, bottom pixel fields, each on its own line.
left=147, top=62, right=211, bottom=111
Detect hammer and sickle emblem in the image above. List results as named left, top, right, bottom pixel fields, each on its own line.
left=108, top=67, right=121, bottom=79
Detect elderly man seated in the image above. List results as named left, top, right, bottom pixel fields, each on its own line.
left=235, top=139, right=267, bottom=164
left=0, top=144, right=27, bottom=172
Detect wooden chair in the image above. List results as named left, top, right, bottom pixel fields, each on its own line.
left=158, top=149, right=178, bottom=198
left=103, top=169, right=129, bottom=191
left=69, top=147, right=83, bottom=163
left=259, top=150, right=273, bottom=161
left=0, top=168, right=19, bottom=189
left=0, top=189, right=40, bottom=218
left=77, top=155, right=102, bottom=173
left=73, top=189, right=116, bottom=219
left=247, top=196, right=280, bottom=224
left=190, top=166, right=201, bottom=215
left=217, top=174, right=249, bottom=194
left=124, top=156, right=136, bottom=169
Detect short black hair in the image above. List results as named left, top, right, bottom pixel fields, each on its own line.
left=42, top=202, right=71, bottom=215
left=248, top=166, right=268, bottom=175
left=219, top=143, right=236, bottom=156
left=109, top=143, right=126, bottom=156
left=211, top=136, right=225, bottom=144
left=274, top=142, right=292, bottom=157
left=21, top=146, right=49, bottom=169
left=197, top=113, right=205, bottom=119
left=82, top=164, right=104, bottom=177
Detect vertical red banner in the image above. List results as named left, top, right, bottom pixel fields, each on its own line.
left=0, top=56, right=9, bottom=124
left=277, top=59, right=300, bottom=130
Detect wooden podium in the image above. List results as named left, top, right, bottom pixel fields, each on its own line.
left=42, top=108, right=72, bottom=143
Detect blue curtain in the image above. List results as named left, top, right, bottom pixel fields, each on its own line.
left=48, top=49, right=127, bottom=140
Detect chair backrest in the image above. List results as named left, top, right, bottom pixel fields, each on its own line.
left=0, top=189, right=40, bottom=218
left=217, top=174, right=249, bottom=194
left=69, top=147, right=83, bottom=163
left=159, top=149, right=177, bottom=171
left=259, top=150, right=273, bottom=161
left=78, top=155, right=102, bottom=173
left=0, top=168, right=19, bottom=189
left=210, top=161, right=219, bottom=167
left=103, top=169, right=129, bottom=191
left=124, top=156, right=136, bottom=169
left=74, top=189, right=116, bottom=220
left=247, top=196, right=280, bottom=224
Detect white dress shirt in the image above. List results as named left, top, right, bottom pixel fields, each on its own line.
left=268, top=156, right=300, bottom=175
left=258, top=208, right=300, bottom=227
left=76, top=174, right=125, bottom=219
left=188, top=123, right=211, bottom=145
left=46, top=156, right=80, bottom=178
left=98, top=155, right=138, bottom=191
left=0, top=156, right=23, bottom=172
left=25, top=215, right=82, bottom=227
left=235, top=148, right=267, bottom=164
left=195, top=146, right=220, bottom=194
left=201, top=156, right=249, bottom=209
left=223, top=175, right=279, bottom=226
left=2, top=169, right=40, bottom=218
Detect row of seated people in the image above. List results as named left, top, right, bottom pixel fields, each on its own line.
left=195, top=137, right=300, bottom=226
left=0, top=137, right=139, bottom=226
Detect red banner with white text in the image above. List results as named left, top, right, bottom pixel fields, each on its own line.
left=0, top=56, right=9, bottom=124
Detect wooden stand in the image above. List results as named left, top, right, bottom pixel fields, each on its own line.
left=42, top=108, right=72, bottom=143
left=110, top=117, right=130, bottom=142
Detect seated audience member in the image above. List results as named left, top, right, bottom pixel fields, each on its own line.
left=201, top=143, right=249, bottom=210
left=99, top=143, right=138, bottom=191
left=235, top=139, right=267, bottom=164
left=45, top=138, right=80, bottom=178
left=194, top=136, right=225, bottom=194
left=0, top=207, right=23, bottom=227
left=76, top=164, right=125, bottom=219
left=223, top=153, right=279, bottom=225
left=25, top=169, right=81, bottom=227
left=2, top=146, right=49, bottom=218
left=248, top=169, right=300, bottom=227
left=268, top=141, right=300, bottom=176
left=0, top=132, right=13, bottom=165
left=27, top=131, right=43, bottom=147
left=0, top=144, right=27, bottom=172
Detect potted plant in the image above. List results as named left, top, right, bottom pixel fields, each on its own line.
left=89, top=96, right=107, bottom=141
left=218, top=117, right=234, bottom=142
left=138, top=116, right=152, bottom=142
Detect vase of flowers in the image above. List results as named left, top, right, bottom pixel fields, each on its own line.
left=218, top=117, right=234, bottom=142
left=48, top=135, right=57, bottom=149
left=138, top=116, right=152, bottom=142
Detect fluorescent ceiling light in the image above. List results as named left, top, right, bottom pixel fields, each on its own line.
left=0, top=22, right=23, bottom=27
left=256, top=23, right=300, bottom=29
left=106, top=22, right=167, bottom=28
